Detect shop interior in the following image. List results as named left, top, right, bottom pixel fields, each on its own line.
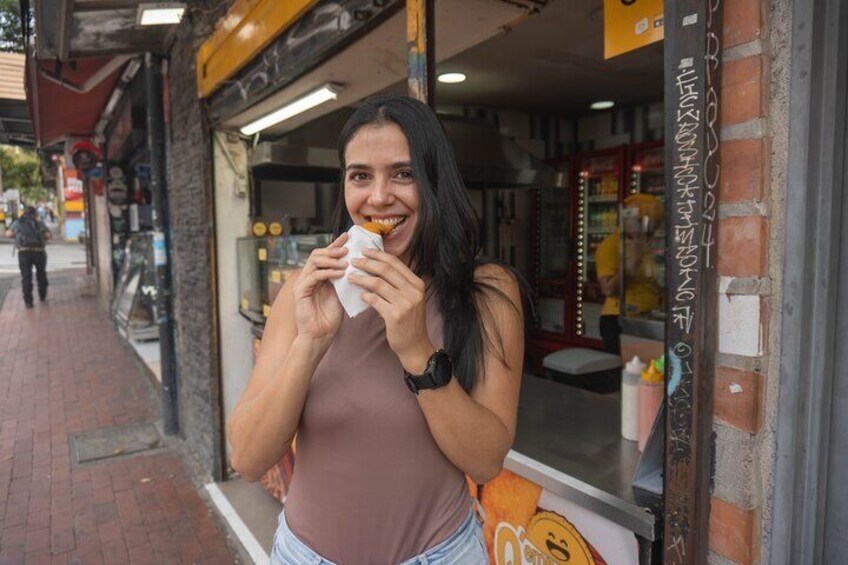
left=218, top=0, right=667, bottom=559
left=97, top=64, right=163, bottom=378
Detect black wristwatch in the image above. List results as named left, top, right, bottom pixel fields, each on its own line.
left=404, top=349, right=453, bottom=395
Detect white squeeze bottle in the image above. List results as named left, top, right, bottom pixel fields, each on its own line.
left=621, top=356, right=645, bottom=441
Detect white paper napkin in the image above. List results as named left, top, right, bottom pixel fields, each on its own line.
left=332, top=225, right=383, bottom=318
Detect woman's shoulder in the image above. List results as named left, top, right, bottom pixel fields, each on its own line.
left=473, top=262, right=522, bottom=308
left=474, top=262, right=518, bottom=286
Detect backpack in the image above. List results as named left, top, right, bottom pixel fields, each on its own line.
left=15, top=217, right=46, bottom=249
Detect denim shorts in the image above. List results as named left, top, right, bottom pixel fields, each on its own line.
left=271, top=505, right=488, bottom=565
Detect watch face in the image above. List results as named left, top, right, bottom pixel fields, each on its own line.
left=430, top=350, right=453, bottom=387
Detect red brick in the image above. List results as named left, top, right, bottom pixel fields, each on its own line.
left=720, top=138, right=765, bottom=203
left=718, top=216, right=768, bottom=277
left=723, top=0, right=762, bottom=48
left=710, top=497, right=760, bottom=564
left=25, top=527, right=51, bottom=554
left=721, top=56, right=764, bottom=125
left=714, top=367, right=764, bottom=432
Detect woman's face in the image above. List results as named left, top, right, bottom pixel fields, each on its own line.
left=343, top=122, right=421, bottom=264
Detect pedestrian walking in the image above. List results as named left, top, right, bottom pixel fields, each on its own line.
left=4, top=205, right=52, bottom=308
left=228, top=95, right=528, bottom=564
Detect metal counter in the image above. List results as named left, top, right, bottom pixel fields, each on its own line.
left=506, top=376, right=658, bottom=540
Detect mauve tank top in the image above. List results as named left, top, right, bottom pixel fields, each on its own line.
left=282, top=292, right=471, bottom=564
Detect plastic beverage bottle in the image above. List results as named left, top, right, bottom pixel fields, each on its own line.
left=621, top=356, right=645, bottom=441
left=638, top=360, right=664, bottom=452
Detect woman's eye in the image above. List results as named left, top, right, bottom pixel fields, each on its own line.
left=395, top=170, right=413, bottom=180
left=349, top=172, right=369, bottom=182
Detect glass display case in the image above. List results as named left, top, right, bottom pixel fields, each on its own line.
left=111, top=233, right=159, bottom=340
left=237, top=234, right=333, bottom=324
left=574, top=149, right=625, bottom=341
left=534, top=175, right=571, bottom=336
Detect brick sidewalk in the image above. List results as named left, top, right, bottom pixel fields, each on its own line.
left=0, top=272, right=241, bottom=564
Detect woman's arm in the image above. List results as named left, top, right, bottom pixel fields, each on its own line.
left=226, top=271, right=319, bottom=481
left=408, top=264, right=524, bottom=484
left=227, top=235, right=348, bottom=481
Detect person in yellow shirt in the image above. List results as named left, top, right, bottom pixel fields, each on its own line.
left=595, top=193, right=663, bottom=354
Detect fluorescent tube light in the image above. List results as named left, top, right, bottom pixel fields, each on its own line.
left=137, top=3, right=186, bottom=26
left=590, top=100, right=615, bottom=110
left=438, top=72, right=466, bottom=84
left=240, top=84, right=343, bottom=136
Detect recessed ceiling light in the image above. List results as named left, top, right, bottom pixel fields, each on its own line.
left=590, top=100, right=615, bottom=110
left=137, top=3, right=186, bottom=26
left=438, top=73, right=466, bottom=84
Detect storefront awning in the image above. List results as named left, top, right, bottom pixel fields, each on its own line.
left=25, top=53, right=122, bottom=148
left=0, top=52, right=35, bottom=148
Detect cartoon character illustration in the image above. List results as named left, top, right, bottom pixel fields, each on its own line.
left=525, top=511, right=596, bottom=565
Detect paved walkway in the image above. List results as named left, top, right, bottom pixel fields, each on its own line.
left=0, top=271, right=242, bottom=564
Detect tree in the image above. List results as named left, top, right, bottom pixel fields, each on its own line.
left=0, top=0, right=24, bottom=53
left=0, top=145, right=47, bottom=203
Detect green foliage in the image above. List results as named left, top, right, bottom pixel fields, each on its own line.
left=0, top=0, right=24, bottom=53
left=0, top=145, right=47, bottom=203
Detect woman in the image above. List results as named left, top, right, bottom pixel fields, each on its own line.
left=227, top=95, right=526, bottom=564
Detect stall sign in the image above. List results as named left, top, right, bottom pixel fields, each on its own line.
left=64, top=169, right=84, bottom=201
left=604, top=0, right=664, bottom=59
left=87, top=166, right=106, bottom=196
left=472, top=470, right=638, bottom=564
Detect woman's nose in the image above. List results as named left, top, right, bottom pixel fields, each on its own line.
left=367, top=177, right=395, bottom=207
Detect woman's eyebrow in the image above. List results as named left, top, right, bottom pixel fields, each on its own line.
left=390, top=161, right=412, bottom=169
left=345, top=163, right=372, bottom=171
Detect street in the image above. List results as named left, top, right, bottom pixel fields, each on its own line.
left=0, top=240, right=88, bottom=276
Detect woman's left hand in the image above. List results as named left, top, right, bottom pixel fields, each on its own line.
left=348, top=248, right=435, bottom=372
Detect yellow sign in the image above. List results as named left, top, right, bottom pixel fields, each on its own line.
left=65, top=200, right=85, bottom=213
left=269, top=222, right=283, bottom=236
left=240, top=298, right=249, bottom=310
left=258, top=248, right=267, bottom=261
left=253, top=222, right=268, bottom=236
left=196, top=0, right=317, bottom=98
left=263, top=304, right=271, bottom=317
left=271, top=270, right=281, bottom=283
left=604, top=0, right=664, bottom=59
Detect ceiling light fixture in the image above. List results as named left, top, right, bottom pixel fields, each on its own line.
left=590, top=100, right=615, bottom=110
left=438, top=72, right=466, bottom=84
left=240, top=83, right=343, bottom=136
left=137, top=3, right=186, bottom=26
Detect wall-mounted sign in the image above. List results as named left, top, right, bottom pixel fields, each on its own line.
left=64, top=168, right=84, bottom=201
left=604, top=0, right=664, bottom=59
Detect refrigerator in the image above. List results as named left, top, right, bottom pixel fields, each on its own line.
left=573, top=147, right=627, bottom=344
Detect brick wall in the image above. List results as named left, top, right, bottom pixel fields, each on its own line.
left=710, top=0, right=787, bottom=562
left=164, top=1, right=232, bottom=481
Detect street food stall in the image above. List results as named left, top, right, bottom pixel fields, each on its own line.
left=198, top=0, right=722, bottom=561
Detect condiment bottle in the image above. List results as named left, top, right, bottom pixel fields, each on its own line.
left=638, top=360, right=664, bottom=452
left=621, top=356, right=645, bottom=441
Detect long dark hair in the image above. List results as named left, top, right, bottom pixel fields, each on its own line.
left=332, top=95, right=531, bottom=392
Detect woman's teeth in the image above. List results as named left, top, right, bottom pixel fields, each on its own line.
left=371, top=217, right=405, bottom=226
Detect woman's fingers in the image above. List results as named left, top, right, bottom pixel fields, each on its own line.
left=361, top=248, right=423, bottom=289
left=328, top=232, right=349, bottom=248
left=348, top=273, right=402, bottom=303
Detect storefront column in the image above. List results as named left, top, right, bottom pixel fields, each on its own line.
left=663, top=0, right=723, bottom=562
left=145, top=53, right=179, bottom=436
left=406, top=0, right=435, bottom=106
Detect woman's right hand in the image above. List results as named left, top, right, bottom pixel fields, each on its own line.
left=291, top=233, right=349, bottom=347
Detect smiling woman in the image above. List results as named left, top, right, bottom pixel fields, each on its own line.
left=226, top=95, right=529, bottom=564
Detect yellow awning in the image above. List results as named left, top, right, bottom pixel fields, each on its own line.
left=196, top=0, right=318, bottom=99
